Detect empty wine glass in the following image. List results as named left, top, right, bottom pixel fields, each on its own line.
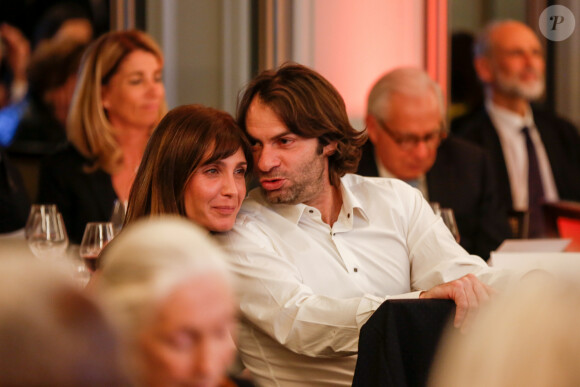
left=26, top=208, right=69, bottom=260
left=25, top=204, right=58, bottom=240
left=79, top=222, right=115, bottom=272
left=110, top=199, right=126, bottom=235
left=440, top=208, right=460, bottom=243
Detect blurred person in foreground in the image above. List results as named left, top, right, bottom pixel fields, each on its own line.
left=125, top=104, right=252, bottom=232
left=358, top=67, right=511, bottom=260
left=0, top=257, right=128, bottom=386
left=97, top=216, right=252, bottom=387
left=429, top=275, right=580, bottom=387
left=452, top=20, right=580, bottom=237
left=37, top=29, right=167, bottom=244
left=215, top=63, right=511, bottom=386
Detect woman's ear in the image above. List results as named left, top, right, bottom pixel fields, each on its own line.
left=101, top=85, right=110, bottom=110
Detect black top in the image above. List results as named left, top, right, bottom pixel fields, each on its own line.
left=0, top=147, right=30, bottom=233
left=352, top=299, right=455, bottom=387
left=37, top=144, right=117, bottom=244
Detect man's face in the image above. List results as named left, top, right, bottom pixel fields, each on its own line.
left=245, top=96, right=332, bottom=206
left=367, top=91, right=442, bottom=181
left=482, top=22, right=545, bottom=101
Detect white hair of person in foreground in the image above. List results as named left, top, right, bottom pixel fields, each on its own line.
left=429, top=274, right=580, bottom=387
left=96, top=216, right=238, bottom=387
left=0, top=258, right=128, bottom=386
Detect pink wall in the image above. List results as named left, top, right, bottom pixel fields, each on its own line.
left=311, top=0, right=425, bottom=127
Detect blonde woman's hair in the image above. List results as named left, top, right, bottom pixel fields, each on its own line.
left=96, top=216, right=232, bottom=344
left=429, top=276, right=580, bottom=387
left=67, top=29, right=167, bottom=174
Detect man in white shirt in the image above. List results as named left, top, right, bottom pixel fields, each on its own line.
left=216, top=63, right=507, bottom=386
left=452, top=20, right=580, bottom=237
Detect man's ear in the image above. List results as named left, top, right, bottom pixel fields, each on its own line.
left=474, top=56, right=493, bottom=84
left=365, top=115, right=379, bottom=145
left=323, top=140, right=338, bottom=156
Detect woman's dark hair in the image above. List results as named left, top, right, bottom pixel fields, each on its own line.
left=125, top=104, right=252, bottom=224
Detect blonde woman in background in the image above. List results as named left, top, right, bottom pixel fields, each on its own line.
left=96, top=216, right=253, bottom=387
left=429, top=276, right=580, bottom=387
left=37, top=29, right=167, bottom=243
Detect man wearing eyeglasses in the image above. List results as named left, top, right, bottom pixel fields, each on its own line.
left=358, top=67, right=511, bottom=260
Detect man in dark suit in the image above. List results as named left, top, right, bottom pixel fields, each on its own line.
left=452, top=20, right=580, bottom=237
left=358, top=67, right=511, bottom=260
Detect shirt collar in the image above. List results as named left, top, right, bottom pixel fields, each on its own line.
left=339, top=176, right=369, bottom=224
left=247, top=177, right=370, bottom=225
left=486, top=99, right=535, bottom=133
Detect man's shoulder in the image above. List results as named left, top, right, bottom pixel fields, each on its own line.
left=342, top=173, right=411, bottom=192
left=532, top=106, right=579, bottom=135
left=450, top=107, right=493, bottom=136
left=437, top=136, right=488, bottom=161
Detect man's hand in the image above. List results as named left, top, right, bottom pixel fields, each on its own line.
left=419, top=274, right=495, bottom=332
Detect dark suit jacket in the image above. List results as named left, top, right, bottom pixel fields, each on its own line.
left=451, top=107, right=580, bottom=211
left=357, top=137, right=511, bottom=260
left=37, top=145, right=117, bottom=244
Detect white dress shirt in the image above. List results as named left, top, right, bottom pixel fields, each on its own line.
left=216, top=174, right=508, bottom=387
left=486, top=100, right=559, bottom=210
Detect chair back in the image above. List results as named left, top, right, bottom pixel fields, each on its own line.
left=543, top=201, right=580, bottom=251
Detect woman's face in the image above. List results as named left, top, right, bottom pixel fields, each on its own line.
left=184, top=148, right=247, bottom=232
left=101, top=49, right=165, bottom=130
left=137, top=275, right=236, bottom=387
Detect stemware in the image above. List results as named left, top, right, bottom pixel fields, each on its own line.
left=440, top=208, right=460, bottom=243
left=26, top=206, right=69, bottom=260
left=25, top=204, right=59, bottom=240
left=79, top=222, right=115, bottom=272
left=110, top=199, right=126, bottom=235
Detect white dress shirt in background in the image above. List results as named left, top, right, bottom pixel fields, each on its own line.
left=486, top=100, right=558, bottom=210
left=216, top=174, right=509, bottom=386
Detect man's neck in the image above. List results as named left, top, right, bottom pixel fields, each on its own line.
left=490, top=92, right=529, bottom=117
left=304, top=183, right=343, bottom=226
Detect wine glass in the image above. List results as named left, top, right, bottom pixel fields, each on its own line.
left=79, top=222, right=115, bottom=272
left=25, top=204, right=59, bottom=240
left=110, top=199, right=126, bottom=235
left=440, top=208, right=460, bottom=243
left=26, top=208, right=69, bottom=260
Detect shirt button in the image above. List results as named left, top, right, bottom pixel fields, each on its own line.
left=309, top=210, right=313, bottom=214
left=347, top=213, right=351, bottom=218
left=354, top=268, right=358, bottom=272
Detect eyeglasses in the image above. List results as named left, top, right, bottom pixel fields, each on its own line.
left=376, top=117, right=443, bottom=151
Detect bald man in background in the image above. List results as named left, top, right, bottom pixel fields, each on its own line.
left=358, top=67, right=511, bottom=260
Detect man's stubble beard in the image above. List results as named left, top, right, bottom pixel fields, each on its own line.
left=261, top=151, right=327, bottom=205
